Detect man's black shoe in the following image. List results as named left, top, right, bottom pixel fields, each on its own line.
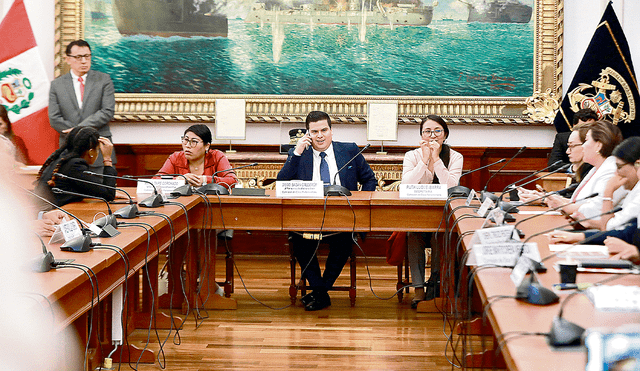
left=304, top=291, right=331, bottom=311
left=300, top=291, right=317, bottom=307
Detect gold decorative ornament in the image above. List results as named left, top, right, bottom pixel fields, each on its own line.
left=523, top=89, right=560, bottom=124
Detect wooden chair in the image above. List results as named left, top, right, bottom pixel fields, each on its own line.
left=289, top=240, right=357, bottom=307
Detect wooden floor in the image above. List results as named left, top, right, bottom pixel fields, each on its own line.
left=122, top=255, right=461, bottom=371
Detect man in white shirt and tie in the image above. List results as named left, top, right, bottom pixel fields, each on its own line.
left=49, top=39, right=115, bottom=172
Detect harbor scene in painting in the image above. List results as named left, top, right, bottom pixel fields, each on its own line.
left=84, top=0, right=534, bottom=96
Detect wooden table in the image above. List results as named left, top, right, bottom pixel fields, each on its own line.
left=450, top=200, right=640, bottom=370
left=37, top=190, right=449, bottom=369
left=536, top=171, right=572, bottom=192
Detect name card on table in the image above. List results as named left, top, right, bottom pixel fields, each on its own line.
left=470, top=242, right=541, bottom=267
left=476, top=197, right=494, bottom=217
left=136, top=178, right=186, bottom=195
left=276, top=180, right=324, bottom=198
left=466, top=225, right=522, bottom=266
left=399, top=184, right=447, bottom=199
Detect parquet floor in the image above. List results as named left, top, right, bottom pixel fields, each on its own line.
left=122, top=255, right=462, bottom=371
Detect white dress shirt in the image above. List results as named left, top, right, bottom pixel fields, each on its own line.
left=311, top=144, right=341, bottom=186
left=70, top=71, right=85, bottom=109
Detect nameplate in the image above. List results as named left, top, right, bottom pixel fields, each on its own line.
left=399, top=184, right=447, bottom=199
left=276, top=180, right=324, bottom=198
left=470, top=242, right=541, bottom=267
left=60, top=219, right=83, bottom=241
left=465, top=189, right=477, bottom=206
left=476, top=197, right=494, bottom=217
left=136, top=178, right=186, bottom=195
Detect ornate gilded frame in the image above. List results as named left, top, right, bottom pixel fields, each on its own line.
left=55, top=0, right=563, bottom=125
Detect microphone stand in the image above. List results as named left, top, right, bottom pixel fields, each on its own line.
left=499, top=159, right=564, bottom=201
left=325, top=144, right=371, bottom=196
left=448, top=158, right=507, bottom=198
left=129, top=173, right=192, bottom=197
left=68, top=171, right=139, bottom=219
left=20, top=188, right=92, bottom=253
left=198, top=162, right=258, bottom=195
left=481, top=145, right=527, bottom=201
left=52, top=188, right=120, bottom=237
left=513, top=205, right=621, bottom=305
left=30, top=232, right=55, bottom=273
left=88, top=172, right=164, bottom=208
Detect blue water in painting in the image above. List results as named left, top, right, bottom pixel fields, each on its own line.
left=86, top=17, right=533, bottom=96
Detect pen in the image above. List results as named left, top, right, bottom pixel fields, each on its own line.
left=553, top=283, right=592, bottom=291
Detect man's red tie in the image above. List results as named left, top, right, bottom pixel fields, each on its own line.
left=78, top=76, right=84, bottom=101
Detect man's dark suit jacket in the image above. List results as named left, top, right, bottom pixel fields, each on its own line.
left=548, top=131, right=571, bottom=170
left=277, top=141, right=377, bottom=192
left=49, top=70, right=115, bottom=146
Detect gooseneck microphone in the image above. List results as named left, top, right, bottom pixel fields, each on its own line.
left=493, top=164, right=573, bottom=213
left=128, top=173, right=192, bottom=197
left=198, top=163, right=259, bottom=195
left=51, top=187, right=120, bottom=238
left=31, top=232, right=55, bottom=272
left=513, top=191, right=598, bottom=232
left=21, top=187, right=92, bottom=252
left=500, top=160, right=563, bottom=195
left=483, top=146, right=527, bottom=193
left=86, top=172, right=164, bottom=208
left=325, top=144, right=371, bottom=197
left=448, top=158, right=507, bottom=197
left=513, top=205, right=622, bottom=305
left=66, top=171, right=139, bottom=219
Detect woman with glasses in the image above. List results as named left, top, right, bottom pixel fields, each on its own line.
left=548, top=137, right=640, bottom=263
left=401, top=115, right=463, bottom=307
left=156, top=124, right=237, bottom=189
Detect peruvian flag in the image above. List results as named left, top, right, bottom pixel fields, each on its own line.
left=0, top=0, right=58, bottom=164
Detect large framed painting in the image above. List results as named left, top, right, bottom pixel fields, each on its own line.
left=55, top=0, right=563, bottom=125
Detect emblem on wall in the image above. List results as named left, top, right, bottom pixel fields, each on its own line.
left=0, top=68, right=34, bottom=115
left=567, top=67, right=636, bottom=126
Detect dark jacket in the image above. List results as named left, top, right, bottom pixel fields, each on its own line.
left=276, top=141, right=377, bottom=191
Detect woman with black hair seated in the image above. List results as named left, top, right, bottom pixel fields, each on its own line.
left=401, top=115, right=463, bottom=307
left=35, top=126, right=116, bottom=207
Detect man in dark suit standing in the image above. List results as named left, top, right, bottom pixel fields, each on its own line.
left=49, top=39, right=115, bottom=172
left=277, top=111, right=377, bottom=311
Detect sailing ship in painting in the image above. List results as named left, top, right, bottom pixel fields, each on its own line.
left=87, top=0, right=108, bottom=20
left=111, top=0, right=228, bottom=37
left=245, top=0, right=437, bottom=26
left=458, top=0, right=532, bottom=23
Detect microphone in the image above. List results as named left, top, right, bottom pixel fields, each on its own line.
left=129, top=173, right=192, bottom=197
left=87, top=172, right=164, bottom=208
left=481, top=146, right=527, bottom=199
left=448, top=158, right=507, bottom=197
left=21, top=187, right=92, bottom=252
left=325, top=144, right=371, bottom=197
left=69, top=171, right=138, bottom=219
left=513, top=205, right=622, bottom=305
left=494, top=164, right=573, bottom=213
left=51, top=187, right=120, bottom=238
left=548, top=264, right=639, bottom=347
left=198, top=163, right=258, bottom=195
left=30, top=232, right=55, bottom=272
left=500, top=160, right=563, bottom=201
left=513, top=191, right=598, bottom=232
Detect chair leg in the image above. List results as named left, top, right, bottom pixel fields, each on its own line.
left=289, top=244, right=298, bottom=305
left=349, top=251, right=356, bottom=307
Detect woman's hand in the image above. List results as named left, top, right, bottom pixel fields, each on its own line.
left=184, top=173, right=206, bottom=186
left=98, top=137, right=114, bottom=160
left=419, top=140, right=431, bottom=165
left=544, top=194, right=570, bottom=209
left=547, top=230, right=585, bottom=244
left=605, top=237, right=640, bottom=263
left=604, top=174, right=626, bottom=198
left=428, top=139, right=442, bottom=163
left=517, top=187, right=543, bottom=203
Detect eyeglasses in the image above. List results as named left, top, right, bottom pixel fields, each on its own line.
left=566, top=143, right=582, bottom=151
left=181, top=136, right=201, bottom=147
left=616, top=162, right=631, bottom=170
left=422, top=129, right=444, bottom=137
left=67, top=54, right=92, bottom=61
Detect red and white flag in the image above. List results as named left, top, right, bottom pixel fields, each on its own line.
left=0, top=0, right=58, bottom=164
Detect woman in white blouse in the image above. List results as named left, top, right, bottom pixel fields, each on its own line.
left=401, top=115, right=463, bottom=307
left=544, top=120, right=625, bottom=220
